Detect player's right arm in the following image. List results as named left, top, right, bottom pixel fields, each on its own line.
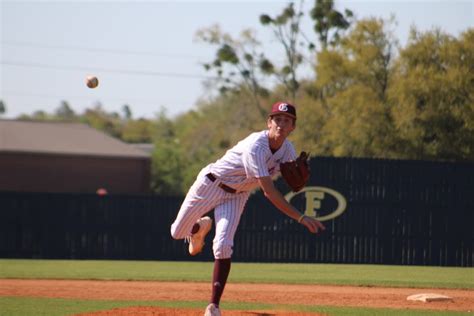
left=258, top=176, right=325, bottom=234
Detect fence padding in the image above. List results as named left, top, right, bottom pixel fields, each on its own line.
left=0, top=157, right=472, bottom=266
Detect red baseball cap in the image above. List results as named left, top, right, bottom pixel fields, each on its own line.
left=269, top=102, right=297, bottom=119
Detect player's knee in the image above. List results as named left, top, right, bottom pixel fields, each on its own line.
left=170, top=224, right=184, bottom=240
left=213, top=243, right=233, bottom=259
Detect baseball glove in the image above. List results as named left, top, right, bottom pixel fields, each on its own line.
left=280, top=151, right=310, bottom=192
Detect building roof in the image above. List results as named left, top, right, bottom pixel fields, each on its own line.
left=131, top=143, right=155, bottom=155
left=0, top=120, right=150, bottom=158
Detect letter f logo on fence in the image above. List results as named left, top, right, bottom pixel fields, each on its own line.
left=285, top=186, right=347, bottom=222
left=304, top=190, right=325, bottom=218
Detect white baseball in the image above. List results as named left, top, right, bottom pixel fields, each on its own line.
left=86, top=76, right=99, bottom=89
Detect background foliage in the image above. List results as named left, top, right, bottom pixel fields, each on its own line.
left=3, top=0, right=473, bottom=194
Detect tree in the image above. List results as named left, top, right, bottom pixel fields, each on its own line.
left=151, top=140, right=187, bottom=195
left=389, top=28, right=474, bottom=161
left=81, top=105, right=122, bottom=139
left=55, top=101, right=76, bottom=120
left=305, top=18, right=397, bottom=157
left=0, top=100, right=6, bottom=116
left=31, top=110, right=50, bottom=121
left=195, top=25, right=270, bottom=118
left=310, top=0, right=353, bottom=50
left=305, top=0, right=354, bottom=106
left=150, top=110, right=187, bottom=195
left=122, top=104, right=133, bottom=120
left=122, top=118, right=154, bottom=143
left=336, top=17, right=395, bottom=101
left=196, top=1, right=354, bottom=116
left=259, top=1, right=307, bottom=100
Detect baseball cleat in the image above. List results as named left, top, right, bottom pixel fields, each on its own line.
left=204, top=303, right=221, bottom=316
left=189, top=216, right=212, bottom=256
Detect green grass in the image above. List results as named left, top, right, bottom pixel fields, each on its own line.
left=0, top=259, right=472, bottom=289
left=0, top=297, right=471, bottom=316
left=230, top=262, right=474, bottom=289
left=1, top=260, right=472, bottom=315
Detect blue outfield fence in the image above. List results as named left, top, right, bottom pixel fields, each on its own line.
left=0, top=157, right=472, bottom=266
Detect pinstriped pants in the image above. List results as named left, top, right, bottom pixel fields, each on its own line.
left=170, top=166, right=250, bottom=259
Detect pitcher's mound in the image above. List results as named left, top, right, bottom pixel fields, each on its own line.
left=407, top=293, right=453, bottom=302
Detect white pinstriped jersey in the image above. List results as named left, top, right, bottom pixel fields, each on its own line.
left=171, top=129, right=298, bottom=259
left=207, top=130, right=297, bottom=192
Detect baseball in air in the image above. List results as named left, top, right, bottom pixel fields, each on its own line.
left=85, top=75, right=99, bottom=89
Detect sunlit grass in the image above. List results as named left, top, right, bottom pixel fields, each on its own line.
left=1, top=259, right=472, bottom=289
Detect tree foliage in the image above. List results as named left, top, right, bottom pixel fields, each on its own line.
left=295, top=18, right=397, bottom=157
left=55, top=101, right=76, bottom=120
left=259, top=1, right=306, bottom=100
left=195, top=24, right=270, bottom=118
left=310, top=0, right=353, bottom=49
left=122, top=104, right=133, bottom=120
left=150, top=111, right=186, bottom=195
left=0, top=100, right=6, bottom=116
left=10, top=2, right=474, bottom=194
left=389, top=28, right=474, bottom=160
left=15, top=101, right=155, bottom=144
left=122, top=118, right=154, bottom=143
left=80, top=104, right=123, bottom=138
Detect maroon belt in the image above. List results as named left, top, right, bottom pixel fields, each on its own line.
left=206, top=173, right=237, bottom=194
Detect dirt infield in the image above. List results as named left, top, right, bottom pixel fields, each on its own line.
left=1, top=279, right=472, bottom=315
left=78, top=306, right=324, bottom=316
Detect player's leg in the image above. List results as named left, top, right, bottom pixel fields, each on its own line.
left=208, top=193, right=249, bottom=311
left=170, top=169, right=222, bottom=240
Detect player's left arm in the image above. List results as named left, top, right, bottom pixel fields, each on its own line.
left=258, top=176, right=325, bottom=234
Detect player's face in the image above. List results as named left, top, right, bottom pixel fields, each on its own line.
left=267, top=114, right=295, bottom=139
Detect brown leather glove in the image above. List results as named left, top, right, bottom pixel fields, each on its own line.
left=280, top=151, right=310, bottom=192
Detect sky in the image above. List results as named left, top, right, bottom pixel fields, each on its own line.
left=1, top=0, right=473, bottom=120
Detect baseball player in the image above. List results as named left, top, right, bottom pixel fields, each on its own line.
left=170, top=101, right=325, bottom=316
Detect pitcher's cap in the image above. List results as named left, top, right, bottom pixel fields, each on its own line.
left=269, top=102, right=296, bottom=119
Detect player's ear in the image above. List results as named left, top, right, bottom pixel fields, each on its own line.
left=289, top=123, right=296, bottom=133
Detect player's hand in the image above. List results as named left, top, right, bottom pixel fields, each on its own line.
left=300, top=216, right=325, bottom=234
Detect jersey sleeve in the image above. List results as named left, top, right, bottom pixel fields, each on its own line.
left=242, top=144, right=270, bottom=178
left=282, top=141, right=297, bottom=163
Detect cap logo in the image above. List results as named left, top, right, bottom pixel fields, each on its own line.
left=269, top=101, right=296, bottom=119
left=278, top=103, right=288, bottom=112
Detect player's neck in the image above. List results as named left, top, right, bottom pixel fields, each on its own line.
left=268, top=135, right=284, bottom=154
